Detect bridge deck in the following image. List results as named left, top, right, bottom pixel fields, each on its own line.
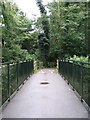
left=2, top=69, right=88, bottom=118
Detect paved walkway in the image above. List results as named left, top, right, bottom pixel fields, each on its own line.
left=2, top=69, right=88, bottom=118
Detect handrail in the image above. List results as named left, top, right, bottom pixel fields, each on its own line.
left=2, top=60, right=33, bottom=65
left=69, top=60, right=90, bottom=65
left=61, top=59, right=90, bottom=65
left=2, top=60, right=34, bottom=105
left=58, top=60, right=90, bottom=110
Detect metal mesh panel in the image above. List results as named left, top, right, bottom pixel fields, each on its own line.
left=83, top=66, right=90, bottom=106
left=2, top=64, right=8, bottom=104
left=2, top=61, right=34, bottom=105
left=58, top=60, right=90, bottom=107
left=9, top=63, right=17, bottom=95
left=73, top=64, right=82, bottom=95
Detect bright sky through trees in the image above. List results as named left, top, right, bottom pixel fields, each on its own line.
left=13, top=0, right=53, bottom=19
left=13, top=0, right=89, bottom=19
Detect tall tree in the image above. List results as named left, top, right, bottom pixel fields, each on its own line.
left=36, top=0, right=50, bottom=67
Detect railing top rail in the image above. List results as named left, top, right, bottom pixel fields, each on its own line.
left=60, top=59, right=90, bottom=65
left=69, top=60, right=90, bottom=65
left=1, top=60, right=33, bottom=65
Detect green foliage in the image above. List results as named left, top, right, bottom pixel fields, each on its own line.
left=1, top=0, right=38, bottom=63
left=35, top=1, right=89, bottom=67
left=1, top=0, right=89, bottom=66
left=48, top=2, right=88, bottom=60
left=65, top=55, right=90, bottom=68
left=36, top=1, right=50, bottom=67
left=36, top=1, right=47, bottom=15
left=67, top=55, right=89, bottom=62
left=36, top=1, right=49, bottom=39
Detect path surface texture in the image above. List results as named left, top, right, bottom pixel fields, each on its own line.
left=2, top=69, right=88, bottom=118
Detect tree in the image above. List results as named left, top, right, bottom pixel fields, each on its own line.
left=36, top=0, right=50, bottom=67
left=48, top=2, right=88, bottom=60
left=1, top=0, right=36, bottom=62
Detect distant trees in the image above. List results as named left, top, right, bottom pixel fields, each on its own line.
left=1, top=0, right=89, bottom=64
left=49, top=2, right=88, bottom=60
left=1, top=0, right=38, bottom=62
left=36, top=0, right=50, bottom=67
left=35, top=1, right=89, bottom=64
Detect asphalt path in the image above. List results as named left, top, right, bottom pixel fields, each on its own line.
left=2, top=69, right=88, bottom=118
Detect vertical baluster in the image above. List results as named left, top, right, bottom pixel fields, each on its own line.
left=17, top=62, right=19, bottom=91
left=81, top=63, right=84, bottom=102
left=7, top=63, right=10, bottom=102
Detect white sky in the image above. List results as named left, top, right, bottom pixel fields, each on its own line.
left=13, top=0, right=53, bottom=19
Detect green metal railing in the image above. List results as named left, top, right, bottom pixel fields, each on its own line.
left=58, top=60, right=90, bottom=108
left=2, top=60, right=34, bottom=105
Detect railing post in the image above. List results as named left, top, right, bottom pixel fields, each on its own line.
left=17, top=62, right=19, bottom=91
left=27, top=61, right=28, bottom=79
left=72, top=61, right=75, bottom=91
left=32, top=60, right=34, bottom=74
left=67, top=60, right=69, bottom=84
left=26, top=61, right=28, bottom=79
left=59, top=60, right=61, bottom=74
left=29, top=60, right=30, bottom=77
left=62, top=60, right=64, bottom=77
left=26, top=61, right=27, bottom=78
left=59, top=60, right=61, bottom=73
left=27, top=61, right=29, bottom=78
left=7, top=63, right=10, bottom=102
left=60, top=60, right=63, bottom=76
left=88, top=67, right=90, bottom=109
left=81, top=63, right=84, bottom=102
left=27, top=61, right=29, bottom=77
